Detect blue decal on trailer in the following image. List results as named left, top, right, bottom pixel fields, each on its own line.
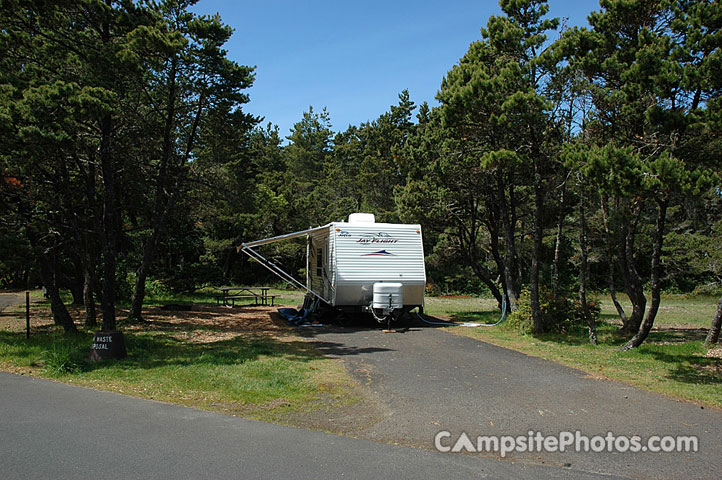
left=363, top=250, right=394, bottom=256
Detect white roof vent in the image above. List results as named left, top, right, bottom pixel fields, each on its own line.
left=348, top=213, right=375, bottom=224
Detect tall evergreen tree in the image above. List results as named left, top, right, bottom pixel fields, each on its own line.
left=128, top=0, right=256, bottom=321
left=571, top=0, right=719, bottom=348
left=429, top=0, right=563, bottom=330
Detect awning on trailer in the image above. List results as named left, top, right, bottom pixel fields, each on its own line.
left=237, top=224, right=330, bottom=251
left=236, top=224, right=331, bottom=304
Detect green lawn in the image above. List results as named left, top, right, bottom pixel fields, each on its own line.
left=424, top=292, right=718, bottom=328
left=132, top=286, right=306, bottom=308
left=597, top=293, right=718, bottom=328
left=0, top=295, right=354, bottom=423
left=432, top=293, right=721, bottom=409
left=1, top=289, right=718, bottom=422
left=424, top=295, right=499, bottom=318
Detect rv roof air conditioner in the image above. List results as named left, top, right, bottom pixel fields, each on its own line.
left=348, top=213, right=375, bottom=224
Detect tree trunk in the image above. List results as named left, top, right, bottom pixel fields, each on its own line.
left=617, top=202, right=645, bottom=334
left=622, top=199, right=667, bottom=350
left=68, top=149, right=102, bottom=329
left=578, top=187, right=597, bottom=345
left=129, top=61, right=176, bottom=320
left=457, top=202, right=505, bottom=310
left=24, top=227, right=75, bottom=333
left=487, top=214, right=506, bottom=311
left=222, top=248, right=234, bottom=279
left=497, top=172, right=521, bottom=311
left=97, top=5, right=119, bottom=333
left=530, top=158, right=544, bottom=334
left=704, top=294, right=722, bottom=346
left=69, top=239, right=101, bottom=329
left=129, top=63, right=206, bottom=322
left=551, top=180, right=566, bottom=298
left=129, top=220, right=168, bottom=321
left=83, top=267, right=97, bottom=329
left=600, top=196, right=628, bottom=323
left=99, top=112, right=119, bottom=332
left=68, top=276, right=84, bottom=305
left=469, top=263, right=504, bottom=308
left=608, top=266, right=627, bottom=322
left=129, top=271, right=148, bottom=322
left=37, top=255, right=76, bottom=334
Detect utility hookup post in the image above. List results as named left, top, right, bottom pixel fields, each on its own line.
left=25, top=291, right=30, bottom=339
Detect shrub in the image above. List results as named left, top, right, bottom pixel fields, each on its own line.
left=502, top=302, right=534, bottom=335
left=41, top=342, right=83, bottom=376
left=690, top=283, right=722, bottom=297
left=119, top=272, right=171, bottom=300
left=502, top=287, right=600, bottom=335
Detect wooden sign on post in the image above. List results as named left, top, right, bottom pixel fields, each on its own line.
left=89, top=331, right=127, bottom=361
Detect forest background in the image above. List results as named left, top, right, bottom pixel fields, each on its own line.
left=1, top=0, right=720, bottom=349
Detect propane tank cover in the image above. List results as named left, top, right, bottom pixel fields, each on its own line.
left=373, top=282, right=403, bottom=310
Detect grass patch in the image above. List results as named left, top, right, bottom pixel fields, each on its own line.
left=0, top=302, right=357, bottom=424
left=418, top=293, right=720, bottom=407
left=47, top=286, right=306, bottom=309
left=424, top=295, right=499, bottom=318
left=598, top=293, right=718, bottom=328
left=423, top=292, right=719, bottom=328
left=443, top=311, right=721, bottom=409
left=133, top=287, right=306, bottom=309
left=41, top=340, right=84, bottom=375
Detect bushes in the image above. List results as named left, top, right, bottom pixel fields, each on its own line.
left=118, top=273, right=171, bottom=301
left=41, top=341, right=86, bottom=376
left=501, top=302, right=536, bottom=335
left=690, top=283, right=722, bottom=298
left=503, top=287, right=600, bottom=335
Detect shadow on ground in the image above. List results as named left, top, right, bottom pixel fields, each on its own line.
left=0, top=305, right=326, bottom=374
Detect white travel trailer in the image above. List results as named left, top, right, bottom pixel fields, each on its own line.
left=239, top=213, right=426, bottom=322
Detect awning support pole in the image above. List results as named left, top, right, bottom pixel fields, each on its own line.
left=241, top=245, right=328, bottom=304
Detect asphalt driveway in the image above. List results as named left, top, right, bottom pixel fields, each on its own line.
left=0, top=372, right=620, bottom=480
left=300, top=320, right=721, bottom=480
left=0, top=292, right=26, bottom=312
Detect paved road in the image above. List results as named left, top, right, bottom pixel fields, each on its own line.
left=0, top=292, right=26, bottom=312
left=301, top=321, right=722, bottom=480
left=0, top=373, right=621, bottom=480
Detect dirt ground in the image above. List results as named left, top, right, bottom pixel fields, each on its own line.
left=2, top=301, right=296, bottom=337
left=125, top=304, right=298, bottom=341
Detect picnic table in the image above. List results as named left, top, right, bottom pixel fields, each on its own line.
left=216, top=287, right=275, bottom=307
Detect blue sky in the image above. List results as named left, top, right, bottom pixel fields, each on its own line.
left=190, top=1, right=602, bottom=139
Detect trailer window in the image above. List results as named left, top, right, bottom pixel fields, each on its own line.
left=316, top=248, right=323, bottom=277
